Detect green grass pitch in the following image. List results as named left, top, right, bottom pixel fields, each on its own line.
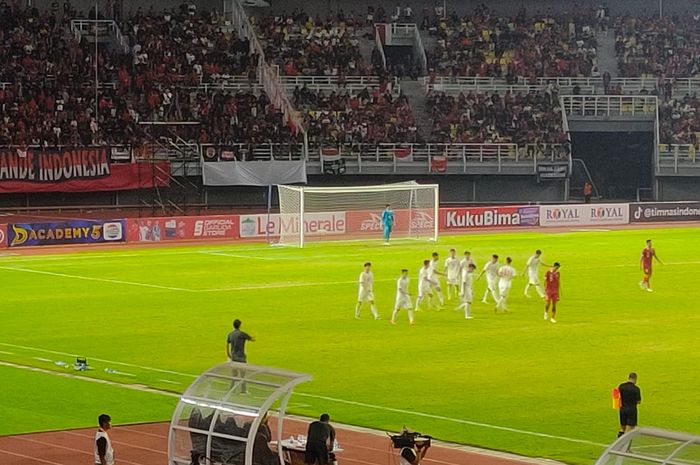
left=1, top=227, right=699, bottom=464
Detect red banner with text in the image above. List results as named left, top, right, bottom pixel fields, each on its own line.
left=126, top=215, right=240, bottom=242
left=0, top=147, right=170, bottom=193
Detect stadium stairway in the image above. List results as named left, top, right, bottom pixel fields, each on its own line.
left=595, top=29, right=619, bottom=84
left=400, top=78, right=432, bottom=139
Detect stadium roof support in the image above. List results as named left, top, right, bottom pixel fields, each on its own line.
left=168, top=362, right=312, bottom=465
left=594, top=427, right=700, bottom=465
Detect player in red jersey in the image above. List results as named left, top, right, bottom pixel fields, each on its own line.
left=544, top=263, right=561, bottom=323
left=639, top=239, right=662, bottom=292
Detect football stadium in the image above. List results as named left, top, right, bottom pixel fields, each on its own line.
left=0, top=1, right=699, bottom=465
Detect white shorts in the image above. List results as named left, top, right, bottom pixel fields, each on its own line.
left=486, top=277, right=497, bottom=291
left=447, top=271, right=460, bottom=285
left=358, top=288, right=374, bottom=302
left=528, top=271, right=540, bottom=285
left=429, top=278, right=441, bottom=290
left=418, top=283, right=432, bottom=298
left=461, top=288, right=473, bottom=303
left=395, top=294, right=412, bottom=310
left=498, top=281, right=511, bottom=297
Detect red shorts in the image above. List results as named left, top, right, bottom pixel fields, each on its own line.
left=643, top=266, right=652, bottom=277
left=546, top=292, right=559, bottom=302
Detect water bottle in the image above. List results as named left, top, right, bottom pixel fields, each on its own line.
left=333, top=439, right=339, bottom=450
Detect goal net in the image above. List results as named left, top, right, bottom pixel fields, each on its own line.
left=276, top=182, right=439, bottom=247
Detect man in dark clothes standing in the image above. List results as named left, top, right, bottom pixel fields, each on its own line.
left=305, top=413, right=336, bottom=464
left=226, top=319, right=254, bottom=393
left=618, top=372, right=642, bottom=437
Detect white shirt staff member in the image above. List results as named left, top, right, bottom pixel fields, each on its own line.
left=95, top=414, right=115, bottom=465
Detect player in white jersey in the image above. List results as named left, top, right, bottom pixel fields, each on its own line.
left=495, top=257, right=517, bottom=312
left=477, top=254, right=500, bottom=303
left=391, top=269, right=414, bottom=325
left=414, top=260, right=435, bottom=310
left=459, top=250, right=476, bottom=275
left=355, top=262, right=379, bottom=320
left=523, top=249, right=549, bottom=298
left=428, top=252, right=445, bottom=306
left=458, top=263, right=477, bottom=319
left=444, top=248, right=461, bottom=300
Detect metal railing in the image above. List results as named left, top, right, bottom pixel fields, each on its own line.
left=201, top=143, right=306, bottom=161
left=278, top=75, right=400, bottom=95
left=308, top=142, right=569, bottom=173
left=658, top=144, right=698, bottom=173
left=561, top=95, right=658, bottom=117
left=70, top=20, right=129, bottom=53
left=426, top=82, right=595, bottom=95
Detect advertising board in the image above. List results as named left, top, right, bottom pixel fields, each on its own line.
left=440, top=206, right=540, bottom=231
left=239, top=212, right=347, bottom=238
left=0, top=223, right=6, bottom=248
left=126, top=215, right=239, bottom=242
left=7, top=220, right=126, bottom=247
left=539, top=203, right=629, bottom=227
left=630, top=202, right=700, bottom=223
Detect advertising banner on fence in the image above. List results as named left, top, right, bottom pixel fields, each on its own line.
left=239, top=212, right=347, bottom=238
left=630, top=202, right=700, bottom=223
left=0, top=224, right=6, bottom=248
left=7, top=220, right=125, bottom=247
left=0, top=147, right=170, bottom=193
left=126, top=215, right=240, bottom=242
left=440, top=206, right=540, bottom=231
left=539, top=203, right=629, bottom=227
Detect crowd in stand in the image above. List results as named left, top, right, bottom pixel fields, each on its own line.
left=658, top=95, right=700, bottom=146
left=253, top=10, right=375, bottom=76
left=427, top=4, right=600, bottom=79
left=294, top=84, right=417, bottom=145
left=7, top=1, right=700, bottom=152
left=427, top=89, right=567, bottom=145
left=0, top=3, right=292, bottom=147
left=615, top=16, right=700, bottom=78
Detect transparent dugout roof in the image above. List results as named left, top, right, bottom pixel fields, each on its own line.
left=595, top=428, right=700, bottom=465
left=168, top=362, right=311, bottom=465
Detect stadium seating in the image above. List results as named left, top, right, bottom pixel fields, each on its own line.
left=426, top=6, right=599, bottom=79
left=427, top=90, right=567, bottom=145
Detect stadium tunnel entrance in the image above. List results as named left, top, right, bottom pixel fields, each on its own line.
left=570, top=132, right=654, bottom=201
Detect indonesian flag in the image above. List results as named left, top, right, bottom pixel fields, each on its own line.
left=431, top=155, right=448, bottom=173
left=321, top=147, right=341, bottom=161
left=394, top=146, right=413, bottom=163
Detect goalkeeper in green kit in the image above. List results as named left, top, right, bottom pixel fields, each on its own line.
left=381, top=204, right=394, bottom=244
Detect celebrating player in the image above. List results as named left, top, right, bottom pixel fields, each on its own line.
left=355, top=262, right=380, bottom=320
left=544, top=262, right=561, bottom=323
left=414, top=260, right=435, bottom=310
left=444, top=249, right=461, bottom=300
left=428, top=252, right=446, bottom=306
left=639, top=240, right=662, bottom=292
left=478, top=255, right=500, bottom=304
left=523, top=249, right=549, bottom=298
left=381, top=204, right=394, bottom=244
left=458, top=263, right=477, bottom=319
left=495, top=257, right=516, bottom=312
left=460, top=250, right=476, bottom=273
left=391, top=269, right=414, bottom=325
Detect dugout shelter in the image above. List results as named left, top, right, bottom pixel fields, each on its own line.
left=595, top=427, right=699, bottom=465
left=168, top=362, right=312, bottom=465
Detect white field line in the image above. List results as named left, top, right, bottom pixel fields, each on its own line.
left=158, top=379, right=182, bottom=385
left=201, top=251, right=278, bottom=260
left=0, top=361, right=179, bottom=398
left=0, top=449, right=66, bottom=465
left=0, top=344, right=606, bottom=448
left=0, top=265, right=393, bottom=293
left=0, top=350, right=14, bottom=355
left=32, top=357, right=52, bottom=362
left=0, top=266, right=196, bottom=292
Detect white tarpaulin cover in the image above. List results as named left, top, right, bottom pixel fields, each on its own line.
left=203, top=160, right=307, bottom=186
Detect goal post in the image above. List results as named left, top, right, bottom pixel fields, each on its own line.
left=275, top=182, right=439, bottom=247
